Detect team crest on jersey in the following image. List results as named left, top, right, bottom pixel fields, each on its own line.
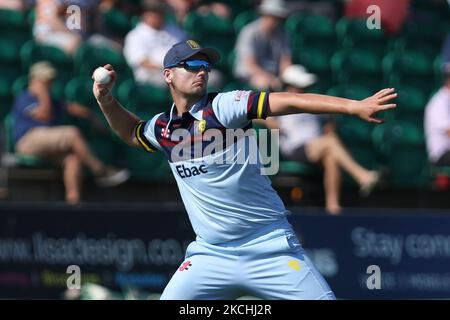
left=186, top=40, right=200, bottom=49
left=179, top=260, right=192, bottom=271
left=288, top=260, right=301, bottom=271
left=195, top=119, right=207, bottom=134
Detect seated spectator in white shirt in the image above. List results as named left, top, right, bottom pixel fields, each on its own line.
left=425, top=64, right=450, bottom=167
left=261, top=65, right=380, bottom=215
left=123, top=0, right=187, bottom=87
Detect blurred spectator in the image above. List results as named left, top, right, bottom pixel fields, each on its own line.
left=344, top=0, right=410, bottom=35
left=262, top=65, right=380, bottom=214
left=12, top=61, right=130, bottom=204
left=425, top=64, right=450, bottom=168
left=124, top=0, right=187, bottom=86
left=88, top=0, right=134, bottom=51
left=196, top=1, right=231, bottom=19
left=166, top=0, right=198, bottom=25
left=166, top=0, right=231, bottom=26
left=233, top=0, right=292, bottom=90
left=33, top=0, right=83, bottom=55
left=0, top=0, right=24, bottom=10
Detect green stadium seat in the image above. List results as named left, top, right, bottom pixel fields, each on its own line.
left=216, top=0, right=254, bottom=17
left=372, top=121, right=430, bottom=187
left=116, top=79, right=170, bottom=118
left=85, top=130, right=128, bottom=167
left=0, top=38, right=22, bottom=64
left=233, top=11, right=258, bottom=33
left=382, top=50, right=435, bottom=93
left=393, top=84, right=429, bottom=123
left=293, top=47, right=332, bottom=75
left=20, top=41, right=73, bottom=69
left=288, top=13, right=336, bottom=56
left=125, top=146, right=170, bottom=181
left=336, top=17, right=387, bottom=57
left=330, top=49, right=383, bottom=89
left=0, top=9, right=31, bottom=45
left=20, top=41, right=74, bottom=87
left=390, top=21, right=446, bottom=59
left=11, top=76, right=28, bottom=97
left=279, top=160, right=320, bottom=177
left=327, top=84, right=373, bottom=100
left=0, top=67, right=22, bottom=121
left=101, top=8, right=132, bottom=38
left=64, top=76, right=99, bottom=109
left=74, top=44, right=131, bottom=79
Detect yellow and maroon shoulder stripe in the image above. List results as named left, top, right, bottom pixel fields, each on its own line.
left=247, top=91, right=269, bottom=120
left=135, top=121, right=156, bottom=153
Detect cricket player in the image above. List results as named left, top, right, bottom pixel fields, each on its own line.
left=92, top=40, right=397, bottom=299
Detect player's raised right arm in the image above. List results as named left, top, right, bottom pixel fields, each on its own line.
left=92, top=64, right=141, bottom=147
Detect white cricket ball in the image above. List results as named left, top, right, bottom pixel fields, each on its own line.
left=93, top=67, right=111, bottom=84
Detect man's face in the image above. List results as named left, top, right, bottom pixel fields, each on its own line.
left=31, top=78, right=53, bottom=90
left=164, top=53, right=210, bottom=96
left=142, top=10, right=165, bottom=30
left=261, top=15, right=282, bottom=32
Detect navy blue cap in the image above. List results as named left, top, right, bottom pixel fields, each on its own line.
left=163, top=40, right=220, bottom=69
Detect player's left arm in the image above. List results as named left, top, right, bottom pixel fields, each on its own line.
left=267, top=88, right=397, bottom=124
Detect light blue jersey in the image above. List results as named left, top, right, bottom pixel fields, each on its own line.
left=134, top=90, right=335, bottom=300
left=136, top=91, right=289, bottom=244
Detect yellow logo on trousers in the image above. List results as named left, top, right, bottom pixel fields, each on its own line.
left=288, top=260, right=301, bottom=271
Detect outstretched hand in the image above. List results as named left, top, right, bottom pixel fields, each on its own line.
left=353, top=88, right=397, bottom=124
left=92, top=64, right=117, bottom=104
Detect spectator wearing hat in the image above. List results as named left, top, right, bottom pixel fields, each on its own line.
left=261, top=65, right=380, bottom=215
left=425, top=63, right=450, bottom=168
left=123, top=0, right=188, bottom=87
left=233, top=0, right=292, bottom=90
left=12, top=61, right=130, bottom=204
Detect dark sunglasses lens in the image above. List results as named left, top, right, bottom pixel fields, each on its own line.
left=184, top=60, right=211, bottom=71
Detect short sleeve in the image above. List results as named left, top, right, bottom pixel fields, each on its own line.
left=135, top=113, right=163, bottom=152
left=212, top=91, right=270, bottom=129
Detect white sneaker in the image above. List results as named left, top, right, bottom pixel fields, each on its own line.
left=96, top=168, right=130, bottom=188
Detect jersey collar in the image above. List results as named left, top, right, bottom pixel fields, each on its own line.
left=164, top=93, right=208, bottom=136
left=168, top=93, right=208, bottom=121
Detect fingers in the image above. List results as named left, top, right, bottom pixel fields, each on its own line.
left=91, top=64, right=116, bottom=81
left=93, top=82, right=110, bottom=96
left=378, top=103, right=397, bottom=111
left=378, top=93, right=397, bottom=104
left=374, top=88, right=396, bottom=98
left=369, top=117, right=384, bottom=124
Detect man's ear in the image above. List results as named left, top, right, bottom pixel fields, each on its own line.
left=164, top=69, right=172, bottom=84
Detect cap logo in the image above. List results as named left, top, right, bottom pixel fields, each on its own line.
left=186, top=40, right=200, bottom=49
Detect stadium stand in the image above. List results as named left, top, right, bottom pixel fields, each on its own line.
left=0, top=0, right=448, bottom=203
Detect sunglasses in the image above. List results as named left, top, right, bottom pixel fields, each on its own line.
left=168, top=60, right=211, bottom=72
